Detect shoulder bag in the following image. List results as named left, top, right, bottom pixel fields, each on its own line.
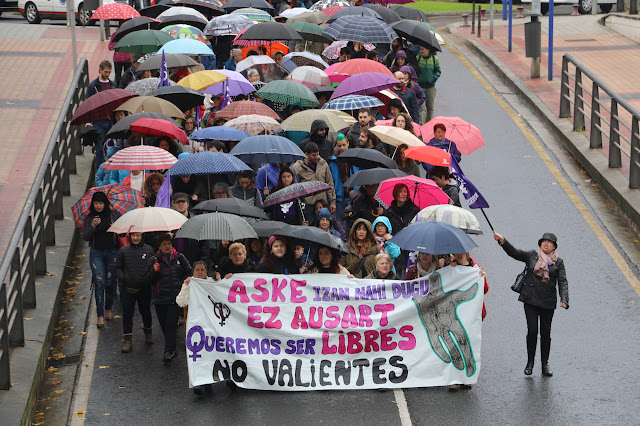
left=511, top=266, right=527, bottom=293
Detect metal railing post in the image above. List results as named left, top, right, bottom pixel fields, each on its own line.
left=34, top=191, right=47, bottom=275
left=559, top=56, right=571, bottom=118
left=0, top=283, right=10, bottom=390
left=51, top=147, right=64, bottom=220
left=22, top=217, right=36, bottom=309
left=590, top=82, right=602, bottom=148
left=43, top=165, right=56, bottom=246
left=630, top=118, right=640, bottom=188
left=8, top=250, right=24, bottom=347
left=573, top=69, right=584, bottom=131
left=609, top=99, right=622, bottom=168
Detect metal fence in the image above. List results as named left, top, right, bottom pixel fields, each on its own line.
left=559, top=53, right=640, bottom=188
left=0, top=58, right=89, bottom=390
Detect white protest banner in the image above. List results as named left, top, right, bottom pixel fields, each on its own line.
left=185, top=265, right=483, bottom=390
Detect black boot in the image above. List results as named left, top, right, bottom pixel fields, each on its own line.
left=541, top=339, right=553, bottom=376
left=525, top=335, right=536, bottom=375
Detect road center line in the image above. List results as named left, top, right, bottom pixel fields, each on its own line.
left=393, top=388, right=413, bottom=426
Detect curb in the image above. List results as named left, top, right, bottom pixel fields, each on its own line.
left=447, top=24, right=640, bottom=233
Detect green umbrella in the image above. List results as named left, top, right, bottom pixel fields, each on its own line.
left=256, top=80, right=320, bottom=108
left=114, top=30, right=175, bottom=54
left=289, top=22, right=333, bottom=43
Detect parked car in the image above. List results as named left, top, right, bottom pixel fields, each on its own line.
left=521, top=0, right=615, bottom=14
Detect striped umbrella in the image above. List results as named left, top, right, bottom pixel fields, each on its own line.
left=322, top=40, right=375, bottom=60
left=321, top=94, right=384, bottom=111
left=255, top=80, right=319, bottom=108
left=108, top=207, right=188, bottom=234
left=309, top=0, right=351, bottom=12
left=102, top=146, right=179, bottom=171
left=229, top=135, right=304, bottom=164
left=232, top=28, right=282, bottom=46
left=231, top=7, right=274, bottom=21
left=286, top=66, right=330, bottom=89
left=71, top=184, right=145, bottom=228
left=175, top=212, right=257, bottom=241
left=223, top=114, right=282, bottom=136
left=216, top=100, right=280, bottom=121
left=281, top=109, right=354, bottom=133
left=169, top=151, right=252, bottom=176
left=323, top=15, right=399, bottom=45
left=262, top=181, right=332, bottom=208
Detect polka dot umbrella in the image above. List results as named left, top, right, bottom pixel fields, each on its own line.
left=91, top=3, right=140, bottom=20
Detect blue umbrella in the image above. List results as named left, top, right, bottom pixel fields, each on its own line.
left=156, top=38, right=215, bottom=56
left=229, top=135, right=305, bottom=164
left=322, top=95, right=384, bottom=111
left=169, top=151, right=251, bottom=176
left=389, top=221, right=478, bottom=255
left=323, top=15, right=398, bottom=45
left=190, top=127, right=250, bottom=141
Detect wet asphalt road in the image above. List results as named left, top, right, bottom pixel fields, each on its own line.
left=79, top=37, right=640, bottom=425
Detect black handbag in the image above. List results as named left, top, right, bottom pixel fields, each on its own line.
left=511, top=266, right=527, bottom=293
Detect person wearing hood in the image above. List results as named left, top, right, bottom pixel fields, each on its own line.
left=143, top=173, right=165, bottom=207
left=372, top=216, right=401, bottom=269
left=384, top=39, right=418, bottom=70
left=391, top=71, right=420, bottom=125
left=390, top=50, right=414, bottom=75
left=417, top=46, right=441, bottom=123
left=83, top=191, right=121, bottom=329
left=400, top=65, right=426, bottom=124
left=365, top=253, right=398, bottom=280
left=342, top=218, right=380, bottom=278
left=115, top=232, right=156, bottom=353
left=258, top=236, right=299, bottom=275
left=315, top=208, right=342, bottom=239
left=299, top=119, right=333, bottom=162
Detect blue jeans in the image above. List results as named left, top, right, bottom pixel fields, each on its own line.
left=89, top=248, right=118, bottom=318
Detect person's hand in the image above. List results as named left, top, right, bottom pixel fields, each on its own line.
left=184, top=277, right=191, bottom=286
left=329, top=204, right=336, bottom=213
left=224, top=273, right=232, bottom=279
left=347, top=274, right=355, bottom=278
left=560, top=302, right=568, bottom=309
left=493, top=233, right=505, bottom=245
left=221, top=240, right=229, bottom=247
left=438, top=258, right=446, bottom=267
left=383, top=233, right=392, bottom=241
left=153, top=261, right=160, bottom=272
left=301, top=220, right=309, bottom=226
left=167, top=232, right=174, bottom=239
left=375, top=207, right=383, bottom=216
left=91, top=217, right=101, bottom=228
left=300, top=264, right=308, bottom=273
left=191, top=194, right=198, bottom=201
left=215, top=272, right=221, bottom=281
left=263, top=187, right=270, bottom=196
left=478, top=266, right=486, bottom=277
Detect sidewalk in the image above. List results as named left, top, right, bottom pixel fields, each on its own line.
left=450, top=13, right=640, bottom=228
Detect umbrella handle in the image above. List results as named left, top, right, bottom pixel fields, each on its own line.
left=392, top=146, right=398, bottom=159
left=298, top=199, right=306, bottom=223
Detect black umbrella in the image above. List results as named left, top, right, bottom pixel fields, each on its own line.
left=222, top=0, right=274, bottom=12
left=251, top=220, right=288, bottom=238
left=338, top=148, right=398, bottom=170
left=277, top=225, right=349, bottom=254
left=343, top=167, right=407, bottom=188
left=112, top=17, right=159, bottom=43
left=362, top=4, right=402, bottom=25
left=158, top=14, right=208, bottom=30
left=152, top=86, right=205, bottom=111
left=311, top=85, right=335, bottom=95
left=237, top=22, right=302, bottom=42
left=192, top=199, right=268, bottom=219
left=175, top=0, right=225, bottom=16
left=326, top=6, right=383, bottom=23
left=262, top=181, right=332, bottom=208
left=391, top=20, right=441, bottom=52
left=138, top=54, right=198, bottom=71
left=106, top=112, right=181, bottom=139
left=391, top=5, right=429, bottom=22
left=139, top=0, right=173, bottom=18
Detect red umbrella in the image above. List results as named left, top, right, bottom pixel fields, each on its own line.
left=130, top=117, right=189, bottom=145
left=322, top=5, right=348, bottom=16
left=329, top=58, right=395, bottom=78
left=420, top=116, right=485, bottom=155
left=102, top=146, right=179, bottom=171
left=374, top=176, right=450, bottom=210
left=404, top=145, right=450, bottom=167
left=91, top=3, right=141, bottom=20
left=70, top=89, right=138, bottom=125
left=215, top=100, right=281, bottom=121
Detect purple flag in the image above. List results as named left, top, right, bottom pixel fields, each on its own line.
left=158, top=51, right=170, bottom=88
left=218, top=80, right=232, bottom=110
left=450, top=157, right=489, bottom=209
left=155, top=168, right=172, bottom=208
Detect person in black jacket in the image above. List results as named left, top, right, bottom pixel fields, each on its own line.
left=431, top=166, right=461, bottom=207
left=82, top=191, right=120, bottom=328
left=115, top=232, right=156, bottom=353
left=258, top=236, right=299, bottom=275
left=146, top=233, right=193, bottom=362
left=494, top=232, right=569, bottom=377
left=347, top=185, right=384, bottom=232
left=216, top=242, right=256, bottom=279
left=384, top=183, right=419, bottom=235
left=299, top=119, right=333, bottom=162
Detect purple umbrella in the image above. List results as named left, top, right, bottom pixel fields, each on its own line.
left=329, top=72, right=398, bottom=100
left=202, top=69, right=256, bottom=97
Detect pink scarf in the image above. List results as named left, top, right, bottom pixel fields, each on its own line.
left=534, top=249, right=558, bottom=283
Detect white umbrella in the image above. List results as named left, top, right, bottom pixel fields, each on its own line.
left=235, top=55, right=276, bottom=74
left=280, top=8, right=309, bottom=18
left=413, top=204, right=483, bottom=235
left=108, top=207, right=188, bottom=234
left=369, top=126, right=425, bottom=148
left=157, top=6, right=207, bottom=21
left=285, top=66, right=330, bottom=89
left=204, top=14, right=254, bottom=36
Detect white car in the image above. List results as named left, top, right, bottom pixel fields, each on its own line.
left=18, top=0, right=121, bottom=25
left=520, top=0, right=616, bottom=14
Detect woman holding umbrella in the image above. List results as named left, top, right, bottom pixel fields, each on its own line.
left=259, top=236, right=300, bottom=275
left=303, top=245, right=352, bottom=275
left=342, top=219, right=379, bottom=278
left=424, top=123, right=461, bottom=177
left=266, top=167, right=305, bottom=226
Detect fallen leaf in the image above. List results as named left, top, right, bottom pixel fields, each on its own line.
left=24, top=318, right=33, bottom=320
left=52, top=381, right=62, bottom=385
left=53, top=389, right=66, bottom=394
left=104, top=413, right=111, bottom=416
left=45, top=367, right=58, bottom=373
left=99, top=366, right=110, bottom=369
left=46, top=272, right=56, bottom=276
left=118, top=386, right=125, bottom=389
left=79, top=296, right=89, bottom=300
left=76, top=411, right=84, bottom=415
left=78, top=332, right=87, bottom=336
left=36, top=282, right=44, bottom=285
left=113, top=315, right=122, bottom=319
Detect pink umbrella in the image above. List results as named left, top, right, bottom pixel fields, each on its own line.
left=375, top=118, right=422, bottom=137
left=420, top=116, right=484, bottom=155
left=374, top=175, right=450, bottom=210
left=102, top=145, right=179, bottom=171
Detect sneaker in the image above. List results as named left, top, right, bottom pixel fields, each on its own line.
left=163, top=351, right=176, bottom=363
left=193, top=385, right=205, bottom=395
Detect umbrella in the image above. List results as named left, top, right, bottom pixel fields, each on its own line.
left=115, top=96, right=185, bottom=118
left=176, top=70, right=227, bottom=91
left=114, top=30, right=175, bottom=54
left=262, top=181, right=332, bottom=208
left=169, top=151, right=251, bottom=176
left=233, top=28, right=285, bottom=47
left=284, top=52, right=328, bottom=70
left=236, top=56, right=289, bottom=83
left=286, top=66, right=330, bottom=89
left=389, top=221, right=477, bottom=255
left=256, top=80, right=319, bottom=108
left=286, top=11, right=329, bottom=24
left=160, top=14, right=209, bottom=30
left=369, top=126, right=425, bottom=148
left=279, top=8, right=308, bottom=18
left=323, top=16, right=398, bottom=45
left=322, top=40, right=375, bottom=60
left=111, top=17, right=160, bottom=43
left=235, top=55, right=275, bottom=73
left=138, top=53, right=198, bottom=71
left=157, top=38, right=215, bottom=56
left=391, top=20, right=441, bottom=52
left=289, top=22, right=332, bottom=44
left=175, top=212, right=257, bottom=241
left=414, top=205, right=483, bottom=235
left=216, top=100, right=280, bottom=121
left=375, top=175, right=450, bottom=210
left=175, top=0, right=225, bottom=16
left=102, top=145, right=179, bottom=171
left=374, top=118, right=422, bottom=137
left=160, top=24, right=210, bottom=45
left=362, top=4, right=402, bottom=24
left=391, top=5, right=428, bottom=21
left=369, top=0, right=416, bottom=5
left=251, top=220, right=288, bottom=237
left=338, top=148, right=398, bottom=170
left=139, top=1, right=173, bottom=18
left=404, top=145, right=451, bottom=167
left=321, top=94, right=383, bottom=111
left=152, top=85, right=206, bottom=111
left=231, top=7, right=274, bottom=21
left=312, top=85, right=335, bottom=96
left=309, top=0, right=351, bottom=12
left=106, top=112, right=181, bottom=139
left=277, top=225, right=348, bottom=254
left=421, top=117, right=485, bottom=155
left=343, top=167, right=407, bottom=188
left=327, top=58, right=394, bottom=78
left=108, top=207, right=188, bottom=234
left=204, top=14, right=254, bottom=37
left=222, top=0, right=274, bottom=12
left=327, top=6, right=384, bottom=23
left=223, top=114, right=282, bottom=136
left=229, top=135, right=304, bottom=164
left=329, top=72, right=398, bottom=100
left=91, top=3, right=140, bottom=20
left=190, top=127, right=250, bottom=141
left=70, top=89, right=137, bottom=125
left=281, top=109, right=354, bottom=133
left=130, top=117, right=189, bottom=145
left=203, top=69, right=255, bottom=97
left=157, top=6, right=208, bottom=22
left=125, top=78, right=176, bottom=96
left=237, top=22, right=302, bottom=43
left=193, top=199, right=268, bottom=219
left=71, top=184, right=144, bottom=228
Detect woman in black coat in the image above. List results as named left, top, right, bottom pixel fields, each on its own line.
left=494, top=232, right=569, bottom=377
left=384, top=183, right=419, bottom=235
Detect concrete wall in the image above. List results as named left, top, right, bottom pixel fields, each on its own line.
left=603, top=13, right=640, bottom=43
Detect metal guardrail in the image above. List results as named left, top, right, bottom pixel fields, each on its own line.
left=0, top=58, right=89, bottom=390
left=559, top=53, right=640, bottom=189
